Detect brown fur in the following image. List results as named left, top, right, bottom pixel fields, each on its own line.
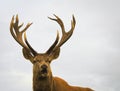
left=22, top=52, right=93, bottom=91
left=10, top=15, right=94, bottom=91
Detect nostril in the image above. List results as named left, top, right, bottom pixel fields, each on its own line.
left=41, top=65, right=47, bottom=69
left=41, top=65, right=48, bottom=74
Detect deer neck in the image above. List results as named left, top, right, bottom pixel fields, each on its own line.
left=33, top=71, right=53, bottom=91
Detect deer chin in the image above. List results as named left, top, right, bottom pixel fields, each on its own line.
left=41, top=73, right=48, bottom=78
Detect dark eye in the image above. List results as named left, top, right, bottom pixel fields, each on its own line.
left=48, top=60, right=51, bottom=63
left=46, top=60, right=51, bottom=63
left=33, top=60, right=38, bottom=64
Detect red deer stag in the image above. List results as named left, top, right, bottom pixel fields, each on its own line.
left=10, top=15, right=93, bottom=91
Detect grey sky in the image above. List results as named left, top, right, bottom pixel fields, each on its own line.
left=0, top=0, right=120, bottom=91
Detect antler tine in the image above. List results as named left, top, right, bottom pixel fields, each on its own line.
left=48, top=15, right=76, bottom=51
left=24, top=32, right=38, bottom=55
left=10, top=15, right=27, bottom=49
left=10, top=15, right=37, bottom=55
left=46, top=31, right=60, bottom=54
left=70, top=15, right=76, bottom=32
left=59, top=15, right=76, bottom=46
left=48, top=14, right=66, bottom=34
left=10, top=16, right=16, bottom=39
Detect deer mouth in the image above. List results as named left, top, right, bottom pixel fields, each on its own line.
left=38, top=69, right=48, bottom=79
left=41, top=68, right=47, bottom=74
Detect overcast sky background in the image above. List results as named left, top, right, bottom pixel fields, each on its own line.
left=0, top=0, right=120, bottom=91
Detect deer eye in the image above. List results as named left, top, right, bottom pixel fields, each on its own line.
left=48, top=60, right=51, bottom=63
left=46, top=59, right=51, bottom=63
left=33, top=60, right=38, bottom=64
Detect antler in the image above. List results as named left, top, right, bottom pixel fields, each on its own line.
left=47, top=14, right=76, bottom=53
left=10, top=15, right=37, bottom=55
left=10, top=14, right=75, bottom=55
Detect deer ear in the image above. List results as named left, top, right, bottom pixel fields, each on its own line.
left=22, top=48, right=34, bottom=62
left=49, top=48, right=60, bottom=60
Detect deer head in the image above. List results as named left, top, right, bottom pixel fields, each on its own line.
left=10, top=14, right=76, bottom=80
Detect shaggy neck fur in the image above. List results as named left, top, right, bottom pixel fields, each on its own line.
left=33, top=71, right=53, bottom=91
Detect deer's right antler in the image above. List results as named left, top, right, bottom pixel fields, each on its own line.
left=10, top=15, right=37, bottom=55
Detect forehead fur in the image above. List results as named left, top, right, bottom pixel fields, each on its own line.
left=34, top=54, right=49, bottom=60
